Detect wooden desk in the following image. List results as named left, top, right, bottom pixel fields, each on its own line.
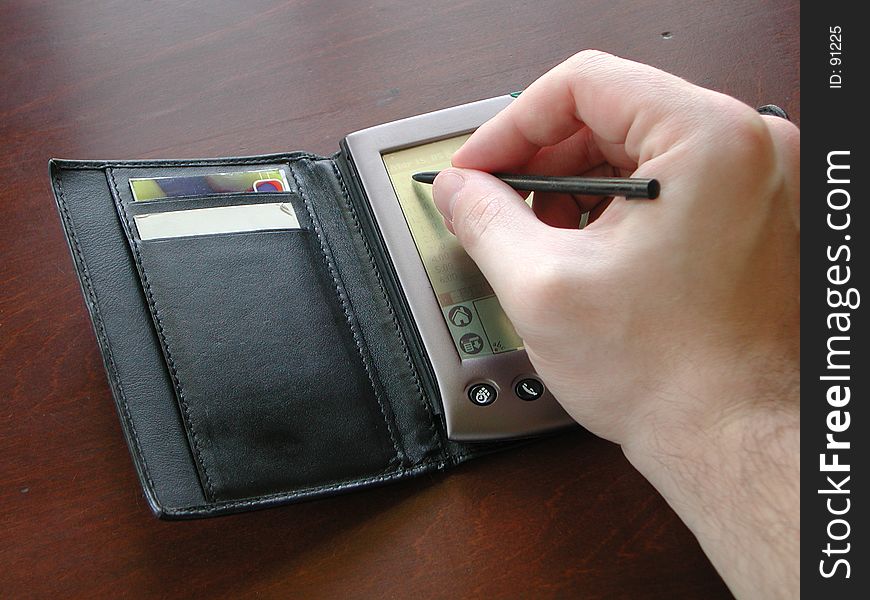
left=0, top=1, right=798, bottom=597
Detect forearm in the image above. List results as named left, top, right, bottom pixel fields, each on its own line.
left=623, top=371, right=799, bottom=599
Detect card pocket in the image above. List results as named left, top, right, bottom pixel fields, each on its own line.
left=132, top=226, right=401, bottom=501
left=126, top=191, right=302, bottom=216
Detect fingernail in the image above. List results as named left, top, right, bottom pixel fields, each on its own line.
left=432, top=169, right=465, bottom=221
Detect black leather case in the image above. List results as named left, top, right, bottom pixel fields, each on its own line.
left=50, top=151, right=512, bottom=519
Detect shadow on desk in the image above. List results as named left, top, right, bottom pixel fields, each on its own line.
left=98, top=429, right=728, bottom=598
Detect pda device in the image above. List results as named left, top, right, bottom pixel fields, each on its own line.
left=341, top=96, right=574, bottom=440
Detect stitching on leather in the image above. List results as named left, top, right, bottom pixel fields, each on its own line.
left=168, top=459, right=446, bottom=515
left=107, top=168, right=217, bottom=500
left=326, top=160, right=442, bottom=455
left=287, top=163, right=404, bottom=465
left=53, top=154, right=322, bottom=170
left=53, top=173, right=158, bottom=495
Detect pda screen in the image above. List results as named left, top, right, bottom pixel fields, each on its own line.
left=382, top=135, right=523, bottom=359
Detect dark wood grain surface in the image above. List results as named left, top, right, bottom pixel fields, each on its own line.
left=1, top=1, right=798, bottom=597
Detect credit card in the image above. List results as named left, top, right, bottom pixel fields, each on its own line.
left=129, top=169, right=291, bottom=201
left=133, top=202, right=301, bottom=240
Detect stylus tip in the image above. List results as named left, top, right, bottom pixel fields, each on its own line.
left=412, top=171, right=438, bottom=184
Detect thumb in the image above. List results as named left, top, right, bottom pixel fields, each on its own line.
left=432, top=168, right=545, bottom=293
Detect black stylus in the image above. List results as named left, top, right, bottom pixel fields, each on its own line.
left=411, top=171, right=659, bottom=199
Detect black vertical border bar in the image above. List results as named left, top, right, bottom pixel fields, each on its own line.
left=803, top=3, right=865, bottom=597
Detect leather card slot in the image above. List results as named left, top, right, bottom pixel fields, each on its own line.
left=127, top=193, right=311, bottom=241
left=111, top=163, right=298, bottom=206
left=127, top=191, right=306, bottom=217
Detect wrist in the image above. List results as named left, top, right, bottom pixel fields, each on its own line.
left=620, top=376, right=799, bottom=599
left=620, top=337, right=799, bottom=475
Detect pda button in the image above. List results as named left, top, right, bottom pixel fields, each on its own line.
left=515, top=378, right=544, bottom=401
left=468, top=383, right=497, bottom=406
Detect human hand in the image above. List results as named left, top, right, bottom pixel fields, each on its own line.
left=432, top=51, right=799, bottom=449
left=432, top=51, right=800, bottom=598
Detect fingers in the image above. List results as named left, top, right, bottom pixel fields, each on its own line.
left=760, top=114, right=800, bottom=227
left=516, top=127, right=606, bottom=176
left=453, top=50, right=699, bottom=173
left=508, top=129, right=606, bottom=227
left=532, top=163, right=620, bottom=227
left=761, top=115, right=800, bottom=181
left=532, top=193, right=584, bottom=228
left=432, top=168, right=548, bottom=293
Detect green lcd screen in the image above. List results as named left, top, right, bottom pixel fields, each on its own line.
left=382, top=135, right=524, bottom=359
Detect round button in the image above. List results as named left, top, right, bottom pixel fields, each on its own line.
left=515, top=378, right=544, bottom=401
left=468, top=383, right=497, bottom=406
